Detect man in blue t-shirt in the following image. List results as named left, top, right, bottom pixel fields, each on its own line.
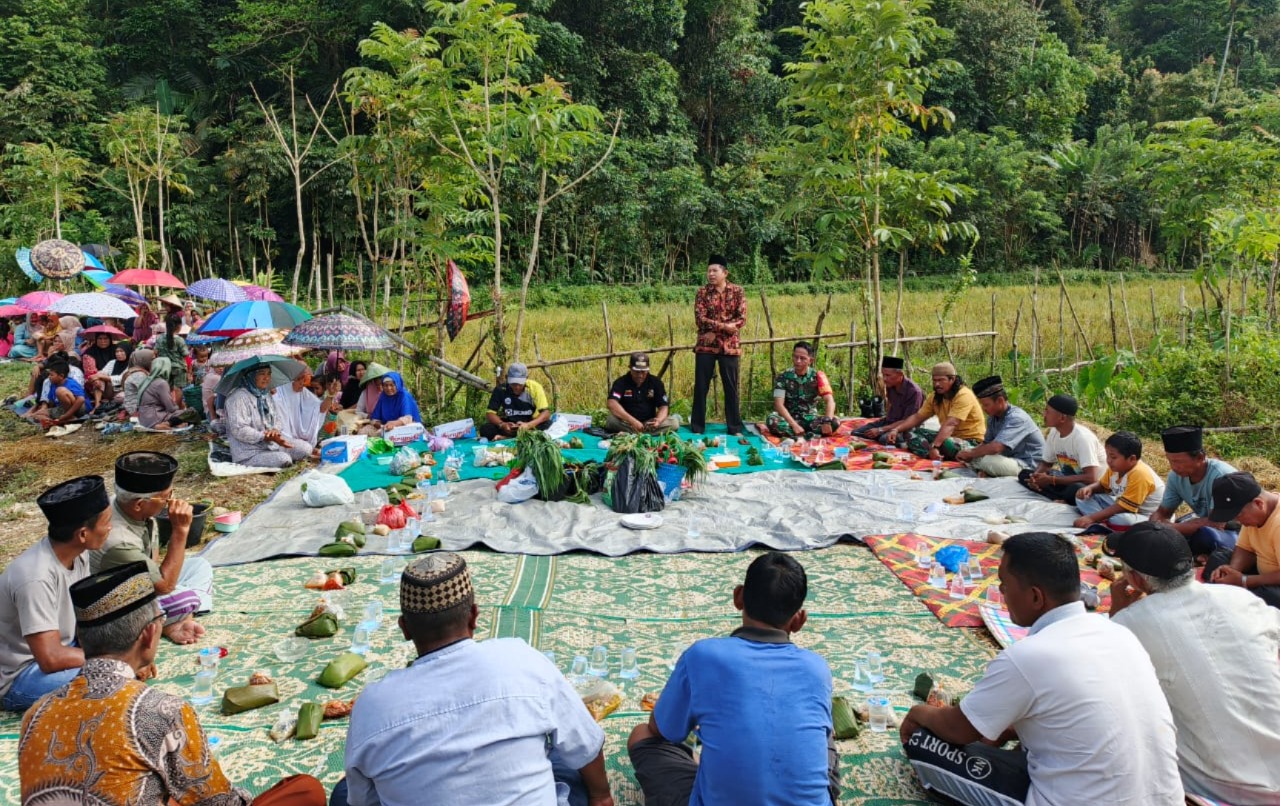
left=1151, top=425, right=1238, bottom=559
left=627, top=552, right=838, bottom=806
left=30, top=359, right=90, bottom=431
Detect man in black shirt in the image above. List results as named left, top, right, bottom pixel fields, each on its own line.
left=605, top=353, right=680, bottom=435
left=479, top=363, right=552, bottom=440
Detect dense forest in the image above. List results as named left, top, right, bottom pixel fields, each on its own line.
left=1, top=0, right=1278, bottom=308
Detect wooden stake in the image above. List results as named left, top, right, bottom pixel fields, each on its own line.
left=846, top=320, right=857, bottom=413
left=601, top=301, right=613, bottom=391
left=1107, top=283, right=1118, bottom=352
left=812, top=293, right=833, bottom=353
left=1058, top=272, right=1095, bottom=360
left=1119, top=276, right=1137, bottom=354
left=936, top=312, right=955, bottom=366
left=1010, top=300, right=1024, bottom=385
left=989, top=293, right=997, bottom=375
left=533, top=334, right=557, bottom=409
left=1031, top=267, right=1040, bottom=372
left=1058, top=273, right=1065, bottom=370
left=1179, top=285, right=1187, bottom=345
left=759, top=291, right=777, bottom=379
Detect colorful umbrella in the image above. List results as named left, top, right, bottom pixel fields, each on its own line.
left=101, top=285, right=146, bottom=306
left=30, top=239, right=85, bottom=279
left=210, top=329, right=308, bottom=367
left=186, top=278, right=248, bottom=303
left=282, top=312, right=394, bottom=351
left=52, top=292, right=139, bottom=320
left=81, top=269, right=113, bottom=288
left=0, top=304, right=30, bottom=318
left=81, top=324, right=128, bottom=339
left=15, top=291, right=65, bottom=312
left=445, top=259, right=471, bottom=340
left=108, top=268, right=186, bottom=289
left=196, top=300, right=311, bottom=337
left=215, top=354, right=307, bottom=396
left=81, top=251, right=105, bottom=270
left=232, top=281, right=285, bottom=302
left=14, top=248, right=42, bottom=284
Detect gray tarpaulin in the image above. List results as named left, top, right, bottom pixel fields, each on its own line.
left=198, top=467, right=1081, bottom=567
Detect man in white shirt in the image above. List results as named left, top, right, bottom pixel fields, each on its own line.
left=900, top=532, right=1183, bottom=806
left=1106, top=520, right=1280, bottom=804
left=1019, top=394, right=1104, bottom=503
left=335, top=553, right=614, bottom=806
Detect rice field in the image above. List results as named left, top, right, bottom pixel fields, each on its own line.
left=436, top=277, right=1198, bottom=417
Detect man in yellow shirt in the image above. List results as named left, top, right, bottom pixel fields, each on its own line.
left=883, top=363, right=985, bottom=461
left=1206, top=472, right=1280, bottom=608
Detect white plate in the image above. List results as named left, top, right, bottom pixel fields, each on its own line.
left=620, top=512, right=664, bottom=530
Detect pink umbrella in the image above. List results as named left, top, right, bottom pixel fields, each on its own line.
left=81, top=324, right=128, bottom=339
left=15, top=291, right=65, bottom=312
left=0, top=304, right=30, bottom=318
left=108, top=268, right=186, bottom=289
left=236, top=283, right=284, bottom=302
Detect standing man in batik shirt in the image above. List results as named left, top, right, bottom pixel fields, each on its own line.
left=19, top=561, right=325, bottom=806
left=692, top=255, right=747, bottom=435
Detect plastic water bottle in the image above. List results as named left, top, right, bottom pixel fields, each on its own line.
left=868, top=690, right=891, bottom=732
left=914, top=540, right=932, bottom=568
left=928, top=561, right=947, bottom=589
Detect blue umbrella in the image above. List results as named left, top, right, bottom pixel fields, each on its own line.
left=187, top=278, right=249, bottom=303
left=82, top=251, right=105, bottom=270
left=14, top=249, right=42, bottom=283
left=196, top=300, right=311, bottom=337
left=81, top=269, right=113, bottom=288
left=101, top=285, right=146, bottom=306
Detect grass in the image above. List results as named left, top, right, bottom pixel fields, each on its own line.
left=427, top=276, right=1196, bottom=418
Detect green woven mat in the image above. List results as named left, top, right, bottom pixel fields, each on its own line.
left=0, top=546, right=996, bottom=804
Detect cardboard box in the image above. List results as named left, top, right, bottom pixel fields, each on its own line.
left=386, top=423, right=426, bottom=446
left=320, top=435, right=367, bottom=464
left=432, top=418, right=476, bottom=440
left=553, top=413, right=593, bottom=432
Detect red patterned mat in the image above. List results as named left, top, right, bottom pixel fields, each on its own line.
left=863, top=532, right=1113, bottom=628
left=756, top=418, right=965, bottom=472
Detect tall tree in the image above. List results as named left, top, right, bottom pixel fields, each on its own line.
left=0, top=142, right=91, bottom=240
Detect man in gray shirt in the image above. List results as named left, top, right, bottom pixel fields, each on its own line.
left=0, top=475, right=112, bottom=711
left=955, top=375, right=1045, bottom=478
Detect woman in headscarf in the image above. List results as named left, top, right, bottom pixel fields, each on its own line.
left=135, top=357, right=192, bottom=429
left=224, top=365, right=310, bottom=468
left=56, top=316, right=81, bottom=354
left=121, top=349, right=155, bottom=416
left=80, top=331, right=119, bottom=411
left=96, top=341, right=133, bottom=400
left=9, top=314, right=38, bottom=361
left=132, top=302, right=157, bottom=344
left=323, top=350, right=351, bottom=384
left=154, top=314, right=191, bottom=395
left=341, top=361, right=368, bottom=409
left=367, top=372, right=422, bottom=431
left=274, top=364, right=326, bottom=457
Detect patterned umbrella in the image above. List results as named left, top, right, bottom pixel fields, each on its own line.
left=232, top=281, right=285, bottom=302
left=14, top=248, right=42, bottom=284
left=101, top=285, right=146, bottom=306
left=282, top=312, right=394, bottom=350
left=15, top=291, right=65, bottom=312
left=52, top=292, right=139, bottom=320
left=30, top=239, right=85, bottom=279
left=81, top=324, right=129, bottom=339
left=187, top=278, right=248, bottom=303
left=184, top=333, right=228, bottom=347
left=196, top=300, right=311, bottom=337
left=210, top=329, right=309, bottom=367
left=108, top=268, right=186, bottom=289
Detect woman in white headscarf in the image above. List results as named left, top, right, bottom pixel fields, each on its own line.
left=273, top=365, right=327, bottom=458
left=224, top=365, right=310, bottom=468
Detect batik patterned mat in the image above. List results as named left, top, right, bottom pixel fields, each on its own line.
left=862, top=532, right=1112, bottom=627
left=0, top=545, right=1000, bottom=805
left=756, top=417, right=966, bottom=473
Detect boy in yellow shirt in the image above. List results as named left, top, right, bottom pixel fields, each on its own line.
left=1074, top=431, right=1165, bottom=530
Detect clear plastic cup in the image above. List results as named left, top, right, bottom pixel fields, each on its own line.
left=619, top=647, right=639, bottom=679
left=588, top=645, right=608, bottom=677
left=948, top=574, right=967, bottom=600
left=852, top=658, right=871, bottom=692
left=542, top=650, right=557, bottom=668
left=868, top=690, right=891, bottom=732
left=364, top=599, right=384, bottom=626
left=686, top=515, right=702, bottom=539
left=986, top=585, right=1004, bottom=606
left=929, top=562, right=947, bottom=589
left=915, top=540, right=932, bottom=568
left=957, top=561, right=973, bottom=589
left=190, top=669, right=216, bottom=705
left=380, top=557, right=399, bottom=584
left=570, top=655, right=588, bottom=677
left=866, top=650, right=885, bottom=684
left=198, top=647, right=221, bottom=672
left=351, top=623, right=373, bottom=655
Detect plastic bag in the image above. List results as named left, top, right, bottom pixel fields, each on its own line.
left=389, top=446, right=421, bottom=475
left=300, top=471, right=355, bottom=508
left=607, top=455, right=665, bottom=514
left=933, top=544, right=970, bottom=574
left=497, top=467, right=539, bottom=504
left=575, top=677, right=623, bottom=722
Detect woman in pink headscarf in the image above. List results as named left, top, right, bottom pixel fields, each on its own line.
left=323, top=351, right=351, bottom=384
left=132, top=302, right=158, bottom=343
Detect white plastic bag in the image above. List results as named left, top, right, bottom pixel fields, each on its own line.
left=496, top=467, right=539, bottom=504
left=300, top=471, right=355, bottom=507
left=389, top=446, right=421, bottom=475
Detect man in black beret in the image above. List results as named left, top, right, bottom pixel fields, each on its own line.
left=0, top=475, right=111, bottom=711
left=92, top=451, right=213, bottom=645
left=1150, top=425, right=1239, bottom=560
left=953, top=376, right=1045, bottom=477
left=1019, top=394, right=1105, bottom=502
left=855, top=355, right=924, bottom=445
